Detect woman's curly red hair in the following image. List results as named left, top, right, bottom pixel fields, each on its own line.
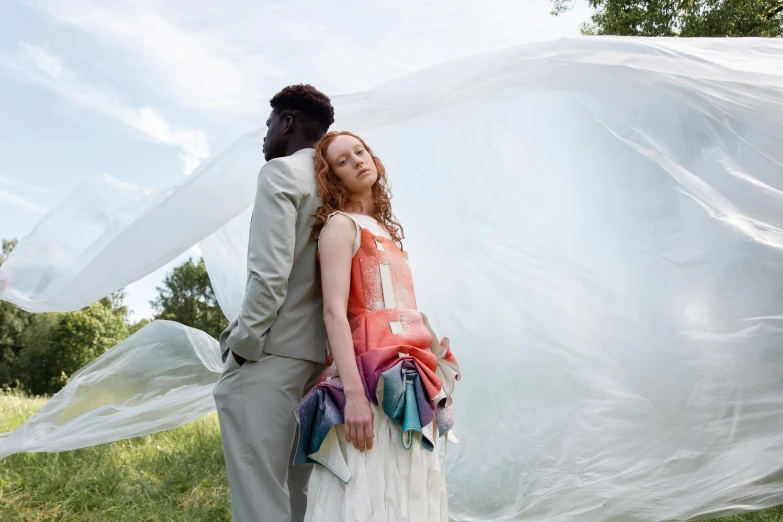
left=311, top=131, right=405, bottom=248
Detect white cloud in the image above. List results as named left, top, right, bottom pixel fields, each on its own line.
left=0, top=189, right=48, bottom=214
left=0, top=175, right=50, bottom=194
left=0, top=43, right=209, bottom=174
left=188, top=244, right=203, bottom=258
left=22, top=0, right=281, bottom=115
left=299, top=1, right=593, bottom=94
left=20, top=0, right=590, bottom=118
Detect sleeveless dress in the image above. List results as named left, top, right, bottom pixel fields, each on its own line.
left=294, top=212, right=460, bottom=522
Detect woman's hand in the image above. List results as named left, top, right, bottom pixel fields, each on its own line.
left=344, top=391, right=374, bottom=452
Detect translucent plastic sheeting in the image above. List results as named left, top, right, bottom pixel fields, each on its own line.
left=0, top=130, right=266, bottom=313
left=2, top=37, right=783, bottom=521
left=0, top=321, right=221, bottom=459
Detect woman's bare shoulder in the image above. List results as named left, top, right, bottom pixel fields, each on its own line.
left=319, top=213, right=357, bottom=248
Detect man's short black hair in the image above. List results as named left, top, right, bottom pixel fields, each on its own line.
left=270, top=84, right=334, bottom=141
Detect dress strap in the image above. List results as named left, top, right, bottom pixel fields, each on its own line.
left=321, top=211, right=361, bottom=257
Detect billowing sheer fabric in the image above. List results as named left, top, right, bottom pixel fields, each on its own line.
left=1, top=37, right=783, bottom=521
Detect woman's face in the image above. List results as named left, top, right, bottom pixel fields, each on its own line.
left=325, top=134, right=378, bottom=196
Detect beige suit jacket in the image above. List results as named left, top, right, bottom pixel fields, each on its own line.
left=220, top=148, right=327, bottom=363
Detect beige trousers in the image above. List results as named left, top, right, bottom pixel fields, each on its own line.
left=213, top=352, right=326, bottom=522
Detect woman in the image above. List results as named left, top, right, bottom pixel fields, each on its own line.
left=293, top=131, right=461, bottom=522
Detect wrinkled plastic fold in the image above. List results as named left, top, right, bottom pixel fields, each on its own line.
left=0, top=321, right=221, bottom=460
left=2, top=37, right=783, bottom=521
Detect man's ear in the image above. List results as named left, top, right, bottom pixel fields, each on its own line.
left=282, top=114, right=295, bottom=135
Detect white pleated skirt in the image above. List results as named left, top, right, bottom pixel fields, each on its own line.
left=304, top=403, right=448, bottom=522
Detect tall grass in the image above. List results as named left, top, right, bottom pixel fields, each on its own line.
left=0, top=389, right=230, bottom=521
left=0, top=390, right=780, bottom=521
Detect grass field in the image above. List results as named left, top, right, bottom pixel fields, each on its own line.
left=0, top=390, right=781, bottom=521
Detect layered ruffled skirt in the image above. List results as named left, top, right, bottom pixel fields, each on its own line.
left=304, top=402, right=448, bottom=522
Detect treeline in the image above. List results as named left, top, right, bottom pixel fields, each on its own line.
left=551, top=0, right=783, bottom=37
left=0, top=239, right=227, bottom=395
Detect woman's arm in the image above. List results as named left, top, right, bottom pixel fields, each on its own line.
left=319, top=214, right=374, bottom=452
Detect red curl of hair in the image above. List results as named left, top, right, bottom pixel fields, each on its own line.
left=311, top=131, right=405, bottom=248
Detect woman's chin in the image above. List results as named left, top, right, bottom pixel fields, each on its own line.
left=349, top=175, right=377, bottom=193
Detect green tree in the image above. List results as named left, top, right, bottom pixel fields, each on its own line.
left=14, top=313, right=58, bottom=392
left=16, top=298, right=129, bottom=395
left=152, top=257, right=228, bottom=339
left=2, top=239, right=135, bottom=394
left=128, top=318, right=152, bottom=335
left=0, top=239, right=32, bottom=386
left=552, top=0, right=783, bottom=36
left=1, top=239, right=17, bottom=261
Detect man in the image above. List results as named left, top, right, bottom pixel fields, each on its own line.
left=213, top=84, right=334, bottom=522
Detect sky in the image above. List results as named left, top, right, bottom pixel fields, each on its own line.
left=0, top=0, right=591, bottom=320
